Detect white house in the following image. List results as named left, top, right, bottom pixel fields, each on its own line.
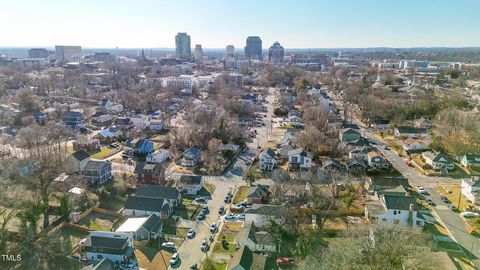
left=237, top=223, right=276, bottom=253
left=176, top=174, right=203, bottom=195
left=422, top=152, right=454, bottom=171
left=365, top=194, right=424, bottom=227
left=146, top=149, right=169, bottom=164
left=130, top=114, right=150, bottom=130
left=461, top=178, right=480, bottom=203
left=402, top=137, right=427, bottom=151
left=124, top=196, right=172, bottom=219
left=81, top=231, right=137, bottom=267
left=367, top=151, right=389, bottom=169
left=259, top=148, right=276, bottom=171
left=287, top=148, right=313, bottom=171
left=394, top=126, right=427, bottom=138
left=149, top=119, right=164, bottom=132
left=115, top=214, right=163, bottom=240
left=244, top=204, right=285, bottom=227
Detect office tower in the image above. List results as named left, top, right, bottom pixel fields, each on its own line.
left=28, top=48, right=49, bottom=58
left=244, top=36, right=262, bottom=60
left=55, top=45, right=82, bottom=61
left=175, top=32, right=191, bottom=59
left=268, top=41, right=284, bottom=64
left=226, top=45, right=235, bottom=56
left=194, top=44, right=203, bottom=63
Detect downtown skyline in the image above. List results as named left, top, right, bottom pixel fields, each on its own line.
left=1, top=0, right=480, bottom=49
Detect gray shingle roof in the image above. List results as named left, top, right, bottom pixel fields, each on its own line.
left=383, top=195, right=418, bottom=211
left=72, top=150, right=90, bottom=161
left=124, top=196, right=166, bottom=212
left=90, top=235, right=127, bottom=249
left=135, top=186, right=180, bottom=200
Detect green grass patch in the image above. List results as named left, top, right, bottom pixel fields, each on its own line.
left=233, top=185, right=250, bottom=204
left=212, top=242, right=237, bottom=254
left=218, top=232, right=236, bottom=243
left=90, top=147, right=121, bottom=159
left=437, top=241, right=461, bottom=251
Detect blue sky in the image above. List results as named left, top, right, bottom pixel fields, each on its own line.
left=1, top=0, right=479, bottom=48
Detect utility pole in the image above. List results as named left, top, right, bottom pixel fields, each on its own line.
left=457, top=187, right=462, bottom=211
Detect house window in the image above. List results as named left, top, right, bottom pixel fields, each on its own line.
left=393, top=219, right=400, bottom=224
left=382, top=218, right=387, bottom=222
left=398, top=211, right=401, bottom=214
left=393, top=210, right=397, bottom=215
left=97, top=255, right=103, bottom=259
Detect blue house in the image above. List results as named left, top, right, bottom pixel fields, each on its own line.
left=33, top=112, right=47, bottom=125
left=125, top=138, right=154, bottom=156
left=63, top=111, right=84, bottom=128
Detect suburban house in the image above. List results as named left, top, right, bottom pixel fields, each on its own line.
left=345, top=158, right=367, bottom=173
left=402, top=137, right=427, bottom=151
left=394, top=126, right=427, bottom=138
left=80, top=231, right=137, bottom=268
left=422, top=152, right=454, bottom=171
left=461, top=177, right=480, bottom=203
left=99, top=128, right=122, bottom=142
left=226, top=245, right=267, bottom=270
left=349, top=146, right=374, bottom=160
left=69, top=150, right=91, bottom=172
left=322, top=158, right=342, bottom=172
left=125, top=138, right=154, bottom=156
left=149, top=119, right=164, bottom=132
left=176, top=174, right=203, bottom=195
left=339, top=128, right=361, bottom=142
left=91, top=112, right=113, bottom=126
left=63, top=111, right=84, bottom=129
left=365, top=194, right=425, bottom=227
left=146, top=149, right=169, bottom=164
left=460, top=154, right=480, bottom=168
left=134, top=163, right=166, bottom=185
left=135, top=185, right=182, bottom=207
left=115, top=214, right=162, bottom=240
left=259, top=148, right=277, bottom=171
left=130, top=114, right=150, bottom=130
left=83, top=160, right=112, bottom=185
left=277, top=143, right=293, bottom=161
left=114, top=117, right=134, bottom=130
left=244, top=204, right=285, bottom=227
left=246, top=185, right=269, bottom=204
left=367, top=151, right=389, bottom=169
left=124, top=196, right=172, bottom=219
left=73, top=139, right=100, bottom=152
left=364, top=177, right=410, bottom=195
left=371, top=118, right=390, bottom=130
left=414, top=117, right=434, bottom=129
left=180, top=146, right=201, bottom=167
left=33, top=111, right=47, bottom=125
left=345, top=137, right=370, bottom=150
left=237, top=223, right=276, bottom=253
left=287, top=148, right=313, bottom=171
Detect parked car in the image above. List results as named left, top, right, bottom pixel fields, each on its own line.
left=170, top=253, right=179, bottom=265
left=235, top=203, right=246, bottom=210
left=277, top=257, right=295, bottom=266
left=426, top=198, right=434, bottom=206
left=441, top=196, right=451, bottom=204
left=202, top=205, right=209, bottom=213
left=461, top=212, right=479, bottom=218
left=384, top=146, right=390, bottom=150
left=194, top=197, right=207, bottom=204
left=162, top=242, right=175, bottom=250
left=225, top=213, right=236, bottom=221
left=190, top=263, right=198, bottom=270
left=197, top=212, right=205, bottom=220
left=218, top=206, right=225, bottom=215
left=224, top=196, right=232, bottom=204
left=187, top=228, right=196, bottom=239
left=209, top=223, right=217, bottom=233
left=237, top=213, right=245, bottom=220
left=201, top=240, right=209, bottom=252
left=417, top=186, right=427, bottom=195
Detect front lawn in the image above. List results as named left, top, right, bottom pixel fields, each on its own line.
left=436, top=184, right=475, bottom=211
left=90, top=147, right=121, bottom=159
left=212, top=241, right=237, bottom=254
left=233, top=185, right=250, bottom=204
left=78, top=212, right=115, bottom=231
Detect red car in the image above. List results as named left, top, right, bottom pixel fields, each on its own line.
left=276, top=257, right=295, bottom=265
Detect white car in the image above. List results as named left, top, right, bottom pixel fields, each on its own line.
left=237, top=213, right=245, bottom=220
left=162, top=242, right=175, bottom=249
left=201, top=240, right=209, bottom=252
left=187, top=228, right=196, bottom=238
left=461, top=212, right=479, bottom=218
left=209, top=223, right=217, bottom=233
left=225, top=213, right=236, bottom=221
left=417, top=186, right=427, bottom=194
left=170, top=253, right=179, bottom=265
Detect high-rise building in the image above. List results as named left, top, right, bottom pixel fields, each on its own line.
left=28, top=48, right=49, bottom=58
left=194, top=44, right=203, bottom=63
left=244, top=36, right=262, bottom=60
left=226, top=45, right=235, bottom=57
left=55, top=45, right=82, bottom=61
left=268, top=41, right=284, bottom=64
left=175, top=32, right=191, bottom=59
